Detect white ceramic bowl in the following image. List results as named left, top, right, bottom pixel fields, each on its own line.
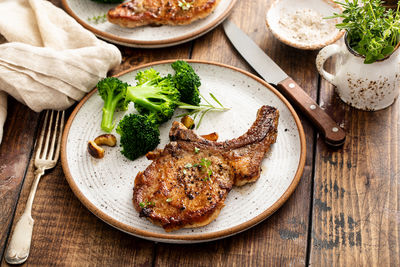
left=266, top=0, right=344, bottom=50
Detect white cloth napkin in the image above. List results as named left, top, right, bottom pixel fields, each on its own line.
left=0, top=0, right=122, bottom=144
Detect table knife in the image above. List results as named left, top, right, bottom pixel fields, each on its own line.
left=222, top=19, right=345, bottom=147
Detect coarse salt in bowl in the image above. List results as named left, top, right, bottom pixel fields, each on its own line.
left=266, top=0, right=344, bottom=50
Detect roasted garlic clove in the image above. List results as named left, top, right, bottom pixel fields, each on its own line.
left=88, top=140, right=105, bottom=159
left=94, top=134, right=117, bottom=147
left=88, top=134, right=117, bottom=158
left=180, top=115, right=195, bottom=129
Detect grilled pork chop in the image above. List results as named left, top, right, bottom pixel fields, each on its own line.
left=133, top=105, right=279, bottom=231
left=107, top=0, right=221, bottom=28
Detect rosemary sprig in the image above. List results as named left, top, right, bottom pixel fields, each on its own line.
left=177, top=93, right=230, bottom=129
left=326, top=0, right=400, bottom=63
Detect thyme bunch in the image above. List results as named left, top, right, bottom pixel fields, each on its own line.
left=327, top=0, right=400, bottom=63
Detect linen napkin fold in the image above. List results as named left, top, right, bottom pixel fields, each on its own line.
left=0, top=0, right=122, bottom=144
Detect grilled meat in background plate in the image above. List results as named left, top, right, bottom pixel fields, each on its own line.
left=107, top=0, right=221, bottom=28
left=133, top=105, right=279, bottom=232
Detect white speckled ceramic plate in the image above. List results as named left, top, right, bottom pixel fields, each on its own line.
left=61, top=60, right=306, bottom=243
left=61, top=0, right=237, bottom=48
left=266, top=0, right=344, bottom=50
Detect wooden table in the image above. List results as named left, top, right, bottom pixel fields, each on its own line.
left=1, top=0, right=399, bottom=266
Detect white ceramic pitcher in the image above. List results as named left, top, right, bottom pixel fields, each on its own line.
left=316, top=37, right=400, bottom=111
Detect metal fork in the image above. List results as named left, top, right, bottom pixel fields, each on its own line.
left=5, top=110, right=65, bottom=265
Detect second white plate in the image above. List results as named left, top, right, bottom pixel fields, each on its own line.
left=62, top=0, right=237, bottom=48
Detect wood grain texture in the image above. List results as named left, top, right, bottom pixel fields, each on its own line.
left=3, top=159, right=155, bottom=266
left=154, top=0, right=317, bottom=266
left=310, top=59, right=400, bottom=265
left=2, top=0, right=399, bottom=266
left=1, top=1, right=192, bottom=264
left=0, top=99, right=40, bottom=259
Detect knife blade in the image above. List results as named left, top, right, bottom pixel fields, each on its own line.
left=222, top=18, right=345, bottom=147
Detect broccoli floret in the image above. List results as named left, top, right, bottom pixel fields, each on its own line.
left=125, top=69, right=181, bottom=124
left=97, top=77, right=128, bottom=132
left=116, top=114, right=160, bottom=160
left=171, top=60, right=201, bottom=106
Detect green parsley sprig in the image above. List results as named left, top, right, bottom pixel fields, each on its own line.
left=326, top=0, right=400, bottom=63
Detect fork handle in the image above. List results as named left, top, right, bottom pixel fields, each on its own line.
left=5, top=168, right=44, bottom=265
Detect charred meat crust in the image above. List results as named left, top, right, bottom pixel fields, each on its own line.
left=107, top=0, right=221, bottom=28
left=133, top=105, right=279, bottom=231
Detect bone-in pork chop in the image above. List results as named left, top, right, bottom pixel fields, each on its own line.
left=107, top=0, right=221, bottom=28
left=133, top=105, right=279, bottom=231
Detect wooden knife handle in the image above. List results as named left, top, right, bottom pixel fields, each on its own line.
left=277, top=77, right=346, bottom=146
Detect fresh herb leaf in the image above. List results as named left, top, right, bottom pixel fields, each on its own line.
left=88, top=13, right=107, bottom=24
left=209, top=93, right=224, bottom=108
left=178, top=0, right=192, bottom=10
left=326, top=0, right=400, bottom=64
left=199, top=158, right=212, bottom=181
left=194, top=147, right=200, bottom=154
left=166, top=198, right=172, bottom=202
left=177, top=93, right=230, bottom=129
left=139, top=200, right=155, bottom=208
left=184, top=163, right=193, bottom=168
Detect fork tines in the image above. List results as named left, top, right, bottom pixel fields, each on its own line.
left=35, top=110, right=65, bottom=162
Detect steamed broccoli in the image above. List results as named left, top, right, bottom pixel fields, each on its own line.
left=97, top=77, right=128, bottom=132
left=116, top=114, right=160, bottom=160
left=126, top=69, right=181, bottom=125
left=97, top=61, right=228, bottom=161
left=171, top=60, right=201, bottom=106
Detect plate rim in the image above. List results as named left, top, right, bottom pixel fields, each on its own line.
left=61, top=59, right=306, bottom=242
left=61, top=0, right=237, bottom=47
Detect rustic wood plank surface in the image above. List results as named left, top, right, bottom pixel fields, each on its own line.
left=0, top=0, right=399, bottom=266
left=0, top=99, right=40, bottom=259
left=310, top=70, right=400, bottom=265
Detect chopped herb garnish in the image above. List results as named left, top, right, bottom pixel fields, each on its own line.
left=194, top=147, right=200, bottom=154
left=201, top=158, right=212, bottom=168
left=139, top=200, right=155, bottom=208
left=88, top=13, right=107, bottom=24
left=178, top=0, right=192, bottom=10
left=166, top=198, right=172, bottom=202
left=184, top=163, right=193, bottom=168
left=199, top=158, right=213, bottom=181
left=184, top=158, right=213, bottom=181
